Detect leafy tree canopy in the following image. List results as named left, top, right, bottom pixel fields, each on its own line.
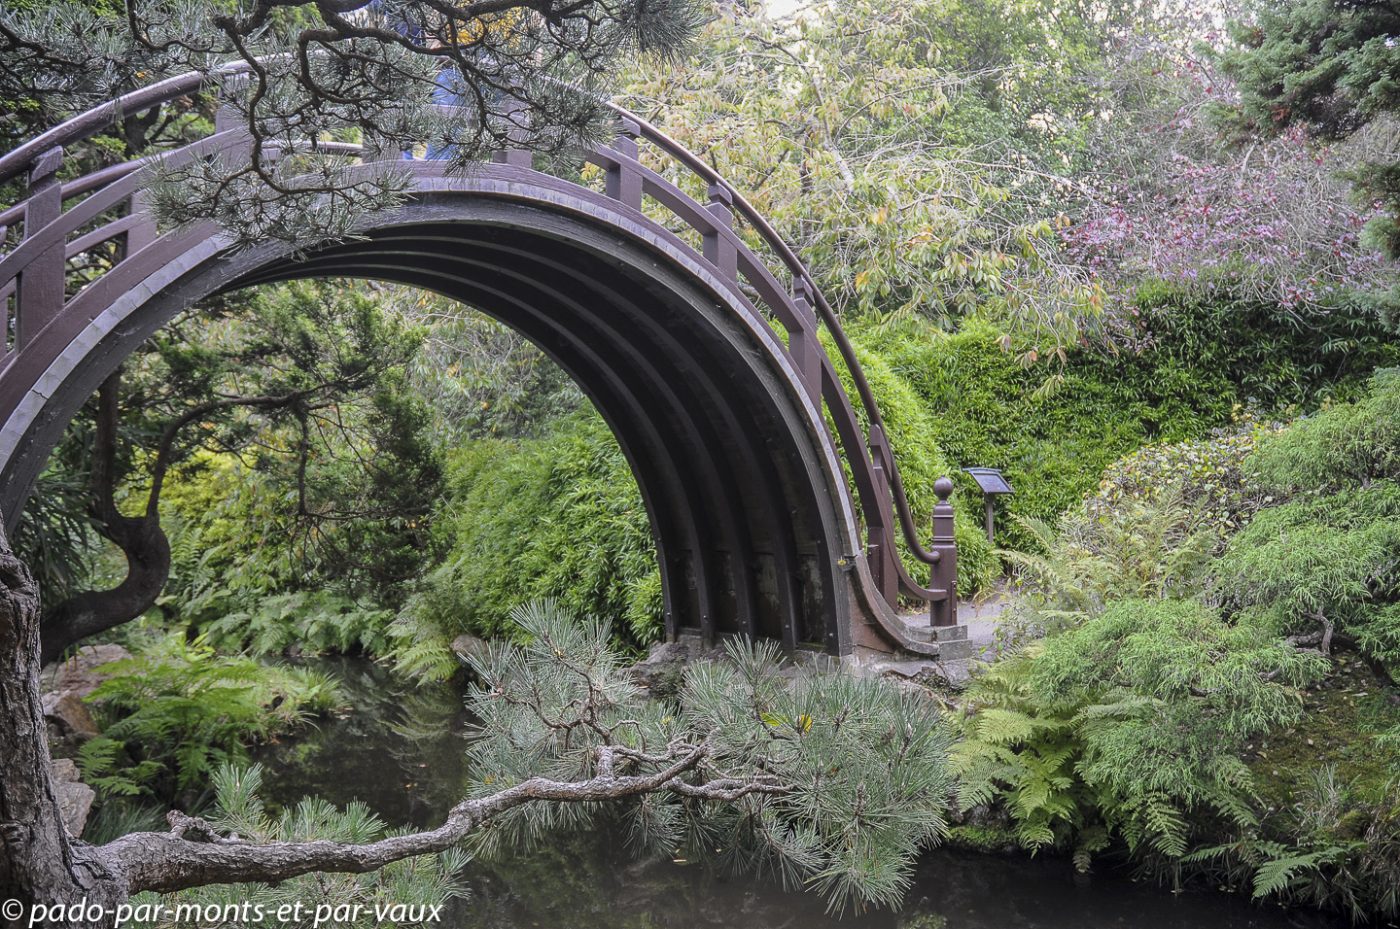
left=619, top=0, right=1121, bottom=348
left=1223, top=0, right=1400, bottom=257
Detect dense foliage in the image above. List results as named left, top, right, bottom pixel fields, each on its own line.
left=844, top=297, right=1397, bottom=554
left=1219, top=369, right=1400, bottom=669
left=1084, top=422, right=1278, bottom=540
left=955, top=599, right=1321, bottom=863
left=395, top=411, right=663, bottom=663
left=77, top=636, right=338, bottom=802
left=962, top=369, right=1400, bottom=921
left=159, top=452, right=402, bottom=658
left=16, top=280, right=442, bottom=660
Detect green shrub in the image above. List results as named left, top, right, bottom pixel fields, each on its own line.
left=1131, top=285, right=1400, bottom=411
left=1217, top=483, right=1400, bottom=667
left=160, top=451, right=402, bottom=656
left=1084, top=421, right=1283, bottom=540
left=952, top=599, right=1324, bottom=865
left=999, top=487, right=1216, bottom=635
left=194, top=590, right=397, bottom=658
left=78, top=635, right=339, bottom=801
left=397, top=410, right=662, bottom=658
left=1002, top=421, right=1288, bottom=636
left=1188, top=767, right=1400, bottom=922
left=950, top=352, right=1399, bottom=919
left=846, top=300, right=1394, bottom=556
left=848, top=315, right=1233, bottom=554
left=1247, top=367, right=1400, bottom=496
left=826, top=329, right=998, bottom=594
left=1216, top=370, right=1400, bottom=669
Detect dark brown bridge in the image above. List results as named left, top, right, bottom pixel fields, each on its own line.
left=0, top=66, right=963, bottom=658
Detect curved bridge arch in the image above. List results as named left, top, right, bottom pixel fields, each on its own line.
left=0, top=67, right=959, bottom=657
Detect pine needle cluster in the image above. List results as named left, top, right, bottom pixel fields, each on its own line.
left=461, top=599, right=954, bottom=914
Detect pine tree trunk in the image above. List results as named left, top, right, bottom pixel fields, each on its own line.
left=0, top=529, right=127, bottom=927
left=39, top=370, right=171, bottom=666
left=39, top=519, right=170, bottom=667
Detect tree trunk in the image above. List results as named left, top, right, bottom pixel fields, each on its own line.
left=40, top=371, right=171, bottom=665
left=0, top=527, right=128, bottom=927
left=39, top=519, right=169, bottom=666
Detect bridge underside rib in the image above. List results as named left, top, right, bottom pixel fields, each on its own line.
left=244, top=217, right=843, bottom=649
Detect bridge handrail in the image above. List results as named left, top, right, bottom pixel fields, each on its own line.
left=0, top=61, right=947, bottom=584
left=0, top=69, right=220, bottom=187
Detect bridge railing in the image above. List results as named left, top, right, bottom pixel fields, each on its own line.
left=0, top=65, right=957, bottom=627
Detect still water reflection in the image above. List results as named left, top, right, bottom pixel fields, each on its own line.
left=254, top=658, right=1349, bottom=929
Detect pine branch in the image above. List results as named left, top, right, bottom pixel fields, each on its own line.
left=106, top=743, right=787, bottom=894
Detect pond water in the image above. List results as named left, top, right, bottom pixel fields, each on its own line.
left=254, top=658, right=1351, bottom=929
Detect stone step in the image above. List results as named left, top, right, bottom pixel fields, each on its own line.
left=896, top=615, right=975, bottom=659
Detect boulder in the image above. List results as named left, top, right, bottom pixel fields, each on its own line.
left=626, top=640, right=695, bottom=698
left=450, top=633, right=491, bottom=668
left=43, top=643, right=132, bottom=700
left=50, top=758, right=95, bottom=838
left=42, top=690, right=100, bottom=740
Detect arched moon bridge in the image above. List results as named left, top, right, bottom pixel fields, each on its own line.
left=0, top=67, right=967, bottom=659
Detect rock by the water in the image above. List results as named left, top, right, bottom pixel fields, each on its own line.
left=626, top=640, right=699, bottom=698
left=450, top=633, right=491, bottom=667
left=41, top=644, right=129, bottom=754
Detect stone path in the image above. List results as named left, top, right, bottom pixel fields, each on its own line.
left=951, top=593, right=1008, bottom=656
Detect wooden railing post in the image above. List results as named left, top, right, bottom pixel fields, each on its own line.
left=16, top=147, right=65, bottom=350
left=490, top=96, right=532, bottom=168
left=866, top=425, right=899, bottom=604
left=604, top=118, right=642, bottom=210
left=788, top=277, right=823, bottom=405
left=867, top=463, right=897, bottom=603
left=930, top=476, right=958, bottom=627
left=214, top=72, right=247, bottom=134
left=702, top=183, right=737, bottom=282
left=125, top=189, right=157, bottom=257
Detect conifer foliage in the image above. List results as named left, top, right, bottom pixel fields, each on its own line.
left=463, top=600, right=954, bottom=913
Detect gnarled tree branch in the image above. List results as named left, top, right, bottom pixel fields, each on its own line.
left=106, top=743, right=786, bottom=895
